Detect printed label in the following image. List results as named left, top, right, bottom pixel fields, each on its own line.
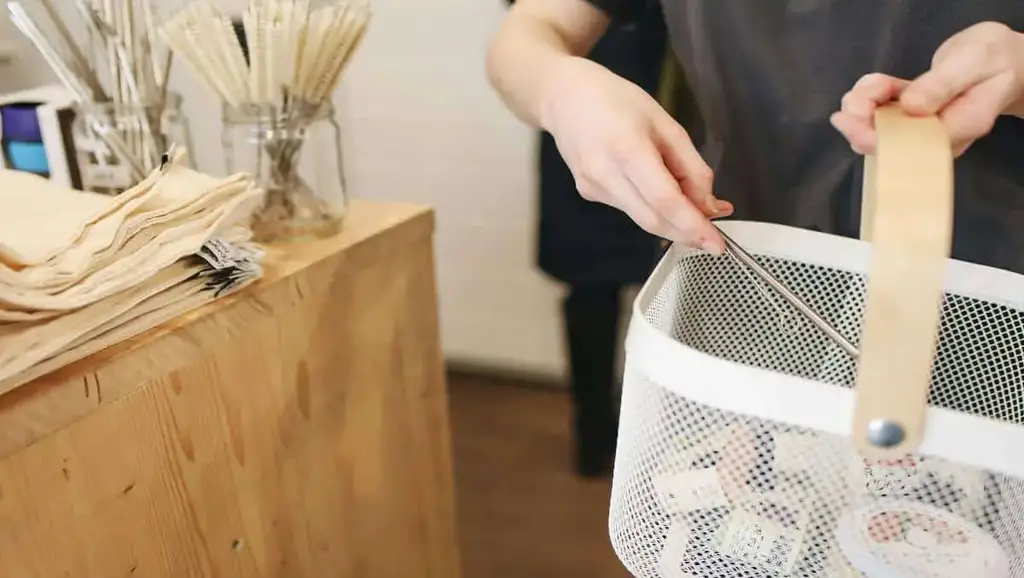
left=860, top=455, right=922, bottom=497
left=82, top=163, right=133, bottom=191
left=715, top=510, right=804, bottom=576
left=655, top=468, right=730, bottom=514
left=198, top=238, right=242, bottom=270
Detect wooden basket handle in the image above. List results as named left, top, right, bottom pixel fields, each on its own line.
left=852, top=104, right=954, bottom=458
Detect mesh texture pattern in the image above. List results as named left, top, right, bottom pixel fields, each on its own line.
left=611, top=245, right=1024, bottom=578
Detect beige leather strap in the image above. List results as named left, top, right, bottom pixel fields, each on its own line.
left=852, top=105, right=954, bottom=458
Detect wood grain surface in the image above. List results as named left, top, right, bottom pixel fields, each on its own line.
left=853, top=106, right=954, bottom=458
left=0, top=201, right=461, bottom=578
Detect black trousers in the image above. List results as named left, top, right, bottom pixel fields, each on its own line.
left=563, top=283, right=624, bottom=472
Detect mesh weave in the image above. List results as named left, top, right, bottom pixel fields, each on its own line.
left=611, top=236, right=1024, bottom=578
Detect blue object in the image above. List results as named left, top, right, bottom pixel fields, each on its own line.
left=1, top=103, right=43, bottom=142
left=6, top=141, right=49, bottom=174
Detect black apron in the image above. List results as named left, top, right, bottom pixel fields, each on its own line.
left=651, top=0, right=1024, bottom=273
left=537, top=4, right=669, bottom=286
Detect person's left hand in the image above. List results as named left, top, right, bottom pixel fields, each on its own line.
left=831, top=21, right=1024, bottom=157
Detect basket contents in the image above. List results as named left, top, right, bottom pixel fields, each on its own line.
left=160, top=0, right=372, bottom=242
left=610, top=227, right=1024, bottom=577
left=836, top=501, right=1009, bottom=577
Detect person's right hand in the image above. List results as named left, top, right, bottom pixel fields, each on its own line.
left=539, top=56, right=732, bottom=253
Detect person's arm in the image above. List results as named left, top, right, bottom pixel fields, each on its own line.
left=485, top=0, right=609, bottom=128
left=485, top=0, right=732, bottom=252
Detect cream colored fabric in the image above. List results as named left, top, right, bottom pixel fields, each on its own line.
left=0, top=272, right=256, bottom=394
left=0, top=150, right=262, bottom=314
left=0, top=148, right=265, bottom=393
left=0, top=160, right=168, bottom=268
left=0, top=261, right=202, bottom=382
left=0, top=185, right=260, bottom=311
left=0, top=225, right=255, bottom=323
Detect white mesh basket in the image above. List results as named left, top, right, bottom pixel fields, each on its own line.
left=610, top=109, right=1024, bottom=578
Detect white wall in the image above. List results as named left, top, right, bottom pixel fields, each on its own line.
left=0, top=0, right=570, bottom=379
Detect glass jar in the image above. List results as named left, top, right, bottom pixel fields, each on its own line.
left=221, top=101, right=347, bottom=243
left=71, top=92, right=193, bottom=195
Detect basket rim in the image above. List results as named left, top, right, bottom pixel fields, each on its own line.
left=627, top=220, right=1024, bottom=479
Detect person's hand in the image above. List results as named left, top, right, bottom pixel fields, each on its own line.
left=831, top=21, right=1024, bottom=157
left=539, top=56, right=733, bottom=253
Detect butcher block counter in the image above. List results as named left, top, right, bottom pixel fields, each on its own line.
left=0, top=200, right=461, bottom=578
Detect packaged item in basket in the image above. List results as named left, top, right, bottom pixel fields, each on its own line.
left=820, top=549, right=865, bottom=577
left=660, top=427, right=733, bottom=474
left=657, top=478, right=816, bottom=576
left=835, top=500, right=1010, bottom=578
left=710, top=488, right=813, bottom=576
left=848, top=454, right=926, bottom=498
left=845, top=453, right=993, bottom=521
left=658, top=521, right=699, bottom=578
left=653, top=467, right=732, bottom=515
left=717, top=424, right=761, bottom=499
left=917, top=459, right=991, bottom=519
left=771, top=430, right=847, bottom=489
left=654, top=424, right=761, bottom=515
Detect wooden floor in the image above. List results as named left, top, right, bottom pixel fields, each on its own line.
left=448, top=372, right=630, bottom=578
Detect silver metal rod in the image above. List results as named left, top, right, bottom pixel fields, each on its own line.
left=718, top=227, right=861, bottom=359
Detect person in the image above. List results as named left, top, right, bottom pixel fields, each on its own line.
left=517, top=1, right=679, bottom=478
left=485, top=1, right=1024, bottom=275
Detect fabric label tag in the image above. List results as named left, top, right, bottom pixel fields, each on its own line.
left=715, top=509, right=804, bottom=576
left=654, top=467, right=730, bottom=514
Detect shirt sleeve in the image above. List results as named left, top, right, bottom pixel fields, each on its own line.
left=583, top=0, right=651, bottom=22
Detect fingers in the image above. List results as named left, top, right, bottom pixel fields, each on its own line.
left=842, top=74, right=909, bottom=119
left=653, top=117, right=731, bottom=217
left=621, top=138, right=725, bottom=253
left=576, top=154, right=692, bottom=247
left=829, top=112, right=874, bottom=155
left=832, top=74, right=910, bottom=154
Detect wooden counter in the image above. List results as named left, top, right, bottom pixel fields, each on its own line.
left=0, top=201, right=461, bottom=578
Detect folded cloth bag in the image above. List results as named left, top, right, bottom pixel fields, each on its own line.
left=0, top=223, right=255, bottom=324
left=0, top=149, right=259, bottom=292
left=0, top=280, right=210, bottom=393
left=0, top=152, right=179, bottom=268
left=0, top=181, right=260, bottom=301
left=0, top=260, right=202, bottom=382
left=0, top=188, right=260, bottom=313
left=0, top=239, right=263, bottom=393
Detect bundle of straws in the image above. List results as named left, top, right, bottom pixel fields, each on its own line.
left=7, top=0, right=175, bottom=180
left=159, top=0, right=371, bottom=241
left=160, top=0, right=371, bottom=118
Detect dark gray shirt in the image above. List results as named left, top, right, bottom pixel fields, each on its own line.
left=585, top=0, right=1024, bottom=273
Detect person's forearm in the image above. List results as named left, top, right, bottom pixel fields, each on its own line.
left=485, top=0, right=608, bottom=129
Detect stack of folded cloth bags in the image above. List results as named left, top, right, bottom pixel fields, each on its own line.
left=0, top=148, right=265, bottom=394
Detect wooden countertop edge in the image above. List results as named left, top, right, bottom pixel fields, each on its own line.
left=0, top=200, right=435, bottom=459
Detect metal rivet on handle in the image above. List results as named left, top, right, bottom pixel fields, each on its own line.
left=866, top=419, right=905, bottom=448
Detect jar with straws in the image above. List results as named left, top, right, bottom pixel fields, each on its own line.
left=72, top=92, right=194, bottom=195
left=221, top=100, right=347, bottom=242
left=161, top=0, right=371, bottom=243
left=7, top=0, right=181, bottom=194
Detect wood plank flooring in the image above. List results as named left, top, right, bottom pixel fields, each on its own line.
left=449, top=372, right=630, bottom=578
